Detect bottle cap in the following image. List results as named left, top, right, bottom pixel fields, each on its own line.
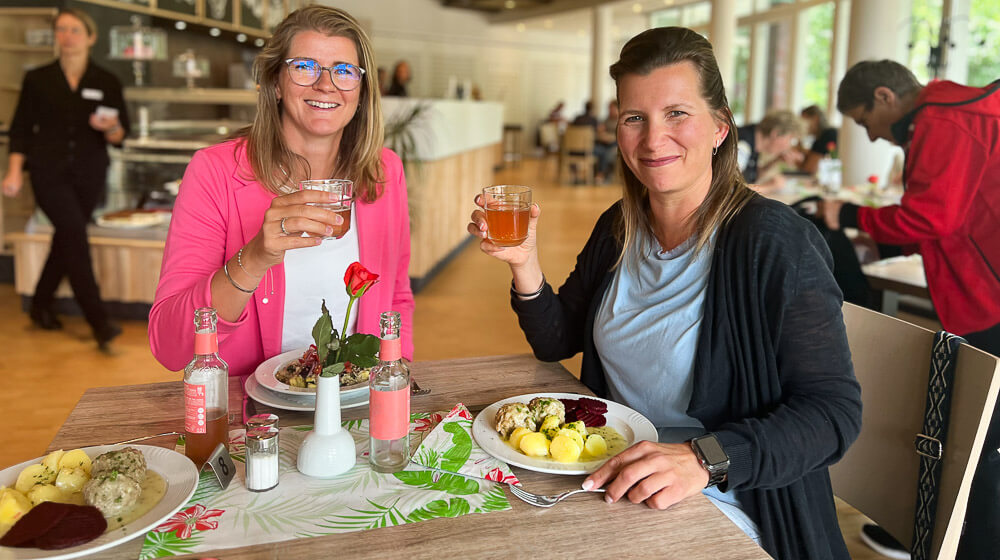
left=246, top=413, right=279, bottom=431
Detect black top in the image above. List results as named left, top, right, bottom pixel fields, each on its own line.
left=8, top=59, right=129, bottom=171
left=809, top=127, right=839, bottom=156
left=511, top=196, right=861, bottom=560
left=386, top=81, right=408, bottom=97
left=737, top=124, right=759, bottom=182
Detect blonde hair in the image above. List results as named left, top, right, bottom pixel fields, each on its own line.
left=239, top=5, right=385, bottom=202
left=609, top=27, right=754, bottom=264
left=757, top=109, right=804, bottom=138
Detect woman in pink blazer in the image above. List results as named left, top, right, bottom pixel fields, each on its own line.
left=149, top=6, right=414, bottom=378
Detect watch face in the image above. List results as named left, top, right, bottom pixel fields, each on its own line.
left=696, top=436, right=729, bottom=465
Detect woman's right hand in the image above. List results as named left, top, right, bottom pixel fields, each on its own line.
left=467, top=195, right=541, bottom=268
left=2, top=169, right=22, bottom=197
left=240, top=188, right=346, bottom=276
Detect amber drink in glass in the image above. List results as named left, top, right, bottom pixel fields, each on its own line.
left=301, top=179, right=353, bottom=239
left=482, top=185, right=531, bottom=247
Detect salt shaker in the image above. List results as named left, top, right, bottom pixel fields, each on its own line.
left=246, top=413, right=279, bottom=430
left=245, top=426, right=279, bottom=492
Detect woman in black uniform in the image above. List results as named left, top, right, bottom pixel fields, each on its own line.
left=1, top=8, right=129, bottom=351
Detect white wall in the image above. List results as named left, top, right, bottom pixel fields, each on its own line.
left=319, top=0, right=593, bottom=152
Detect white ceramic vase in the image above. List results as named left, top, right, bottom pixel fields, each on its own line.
left=296, top=374, right=357, bottom=478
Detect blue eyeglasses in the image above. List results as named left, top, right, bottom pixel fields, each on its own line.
left=284, top=58, right=366, bottom=90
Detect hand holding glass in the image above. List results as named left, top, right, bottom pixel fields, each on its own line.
left=300, top=179, right=353, bottom=239
left=482, top=185, right=531, bottom=247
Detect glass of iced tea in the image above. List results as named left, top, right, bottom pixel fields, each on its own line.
left=482, top=185, right=531, bottom=247
left=300, top=179, right=353, bottom=239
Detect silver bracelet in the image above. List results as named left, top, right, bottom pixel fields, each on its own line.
left=236, top=246, right=254, bottom=278
left=511, top=275, right=546, bottom=299
left=223, top=261, right=255, bottom=294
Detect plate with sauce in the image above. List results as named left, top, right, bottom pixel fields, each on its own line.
left=254, top=348, right=371, bottom=398
left=472, top=393, right=657, bottom=475
left=0, top=444, right=198, bottom=559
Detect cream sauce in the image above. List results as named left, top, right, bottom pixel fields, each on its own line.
left=504, top=426, right=628, bottom=463
left=105, top=471, right=166, bottom=532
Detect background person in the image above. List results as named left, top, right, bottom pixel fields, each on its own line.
left=594, top=100, right=619, bottom=182
left=1, top=8, right=128, bottom=351
left=798, top=104, right=838, bottom=175
left=821, top=59, right=1000, bottom=559
left=386, top=60, right=410, bottom=97
left=470, top=27, right=861, bottom=559
left=736, top=110, right=804, bottom=190
left=149, top=5, right=414, bottom=378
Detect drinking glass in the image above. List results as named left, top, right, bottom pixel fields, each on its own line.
left=481, top=185, right=532, bottom=247
left=300, top=179, right=353, bottom=239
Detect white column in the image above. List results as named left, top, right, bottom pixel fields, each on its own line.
left=590, top=5, right=613, bottom=112
left=941, top=0, right=970, bottom=83
left=839, top=0, right=908, bottom=186
left=710, top=0, right=737, bottom=92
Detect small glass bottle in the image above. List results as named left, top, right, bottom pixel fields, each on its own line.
left=184, top=307, right=229, bottom=467
left=245, top=426, right=279, bottom=492
left=368, top=311, right=410, bottom=473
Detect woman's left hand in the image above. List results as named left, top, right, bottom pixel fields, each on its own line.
left=582, top=440, right=709, bottom=510
left=88, top=113, right=120, bottom=133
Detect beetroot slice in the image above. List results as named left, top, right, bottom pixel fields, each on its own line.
left=578, top=398, right=608, bottom=413
left=35, top=505, right=107, bottom=550
left=0, top=501, right=71, bottom=547
left=577, top=411, right=607, bottom=427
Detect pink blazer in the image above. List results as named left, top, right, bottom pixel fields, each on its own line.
left=149, top=139, right=415, bottom=377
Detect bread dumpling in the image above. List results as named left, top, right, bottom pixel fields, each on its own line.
left=528, top=397, right=565, bottom=425
left=495, top=403, right=536, bottom=438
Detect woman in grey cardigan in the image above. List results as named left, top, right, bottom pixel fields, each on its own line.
left=468, top=27, right=861, bottom=559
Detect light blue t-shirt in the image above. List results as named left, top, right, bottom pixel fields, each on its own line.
left=593, top=231, right=760, bottom=545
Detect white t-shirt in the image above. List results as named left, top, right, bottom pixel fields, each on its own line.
left=280, top=206, right=360, bottom=353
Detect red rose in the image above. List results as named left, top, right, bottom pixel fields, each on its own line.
left=344, top=262, right=379, bottom=297
left=868, top=174, right=879, bottom=184
left=827, top=141, right=836, bottom=151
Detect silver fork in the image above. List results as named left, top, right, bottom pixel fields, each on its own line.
left=508, top=483, right=605, bottom=507
left=410, top=378, right=430, bottom=395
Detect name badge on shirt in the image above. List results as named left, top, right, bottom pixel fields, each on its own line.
left=81, top=88, right=104, bottom=101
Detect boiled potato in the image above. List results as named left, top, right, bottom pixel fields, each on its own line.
left=564, top=421, right=588, bottom=440
left=0, top=487, right=32, bottom=524
left=508, top=427, right=533, bottom=450
left=585, top=434, right=608, bottom=457
left=539, top=415, right=561, bottom=439
left=555, top=428, right=584, bottom=449
left=55, top=467, right=89, bottom=493
left=15, top=464, right=56, bottom=494
left=550, top=434, right=582, bottom=462
left=26, top=484, right=66, bottom=507
left=58, top=449, right=93, bottom=474
left=42, top=450, right=65, bottom=472
left=519, top=432, right=550, bottom=457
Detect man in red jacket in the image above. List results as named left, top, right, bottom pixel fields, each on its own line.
left=823, top=59, right=1000, bottom=559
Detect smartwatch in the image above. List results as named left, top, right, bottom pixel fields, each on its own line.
left=690, top=433, right=730, bottom=488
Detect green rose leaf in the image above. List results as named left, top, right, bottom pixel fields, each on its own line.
left=311, top=300, right=334, bottom=365
left=321, top=362, right=345, bottom=377
left=339, top=333, right=380, bottom=369
left=406, top=498, right=472, bottom=522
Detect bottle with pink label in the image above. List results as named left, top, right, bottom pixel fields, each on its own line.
left=183, top=307, right=229, bottom=467
left=368, top=311, right=410, bottom=473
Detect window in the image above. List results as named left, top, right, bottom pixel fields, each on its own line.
left=800, top=2, right=834, bottom=110
left=968, top=0, right=1000, bottom=86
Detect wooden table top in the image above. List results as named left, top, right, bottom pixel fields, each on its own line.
left=48, top=354, right=768, bottom=559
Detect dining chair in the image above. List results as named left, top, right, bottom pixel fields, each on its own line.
left=559, top=125, right=595, bottom=185
left=832, top=303, right=1000, bottom=559
left=537, top=121, right=561, bottom=181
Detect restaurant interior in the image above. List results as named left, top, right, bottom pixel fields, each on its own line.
left=1, top=0, right=998, bottom=558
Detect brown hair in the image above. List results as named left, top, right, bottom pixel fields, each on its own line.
left=836, top=60, right=922, bottom=113
left=55, top=8, right=98, bottom=38
left=800, top=104, right=829, bottom=131
left=239, top=5, right=385, bottom=201
left=608, top=26, right=753, bottom=260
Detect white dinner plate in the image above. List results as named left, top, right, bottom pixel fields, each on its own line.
left=254, top=348, right=370, bottom=398
left=244, top=372, right=369, bottom=412
left=0, top=444, right=199, bottom=560
left=472, top=393, right=657, bottom=475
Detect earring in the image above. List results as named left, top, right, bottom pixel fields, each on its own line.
left=712, top=142, right=719, bottom=156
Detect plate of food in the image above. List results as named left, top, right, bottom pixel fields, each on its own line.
left=95, top=209, right=170, bottom=229
left=0, top=445, right=198, bottom=559
left=472, top=393, right=657, bottom=475
left=245, top=352, right=369, bottom=412
left=254, top=347, right=372, bottom=398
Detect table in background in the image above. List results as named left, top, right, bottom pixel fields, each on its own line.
left=49, top=354, right=768, bottom=560
left=861, top=255, right=929, bottom=316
